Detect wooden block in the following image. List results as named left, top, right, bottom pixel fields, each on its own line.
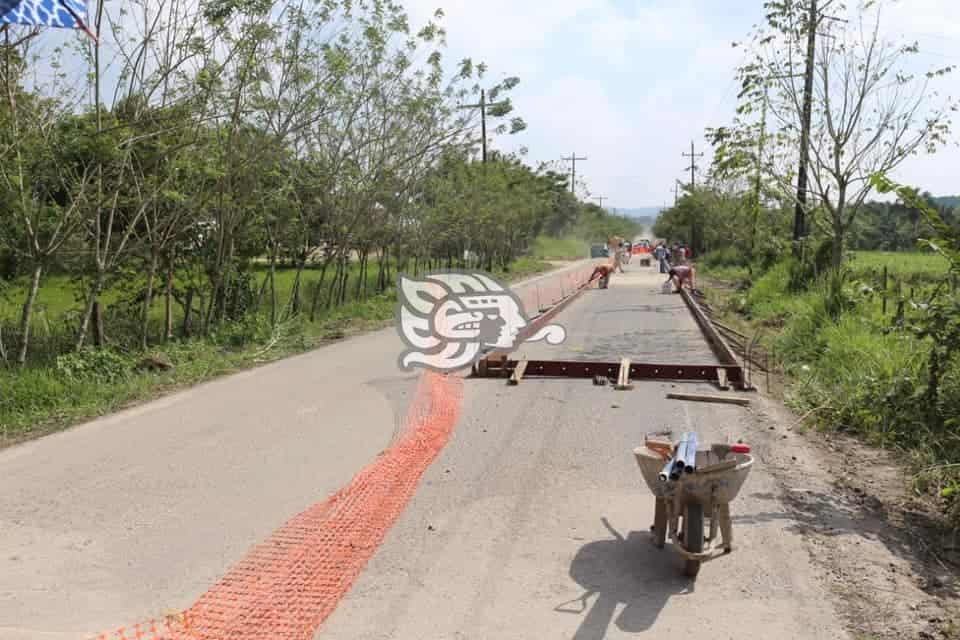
left=695, top=459, right=739, bottom=475
left=666, top=392, right=751, bottom=407
left=508, top=357, right=528, bottom=386
left=716, top=368, right=730, bottom=390
left=615, top=357, right=633, bottom=390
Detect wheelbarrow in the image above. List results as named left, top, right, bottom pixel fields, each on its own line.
left=633, top=437, right=754, bottom=577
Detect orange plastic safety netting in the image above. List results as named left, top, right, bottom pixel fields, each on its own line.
left=93, top=371, right=463, bottom=640
left=513, top=262, right=604, bottom=318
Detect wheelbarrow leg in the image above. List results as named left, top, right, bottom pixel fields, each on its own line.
left=708, top=503, right=719, bottom=543
left=718, top=503, right=733, bottom=553
left=653, top=498, right=667, bottom=548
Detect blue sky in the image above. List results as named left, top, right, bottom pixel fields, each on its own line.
left=405, top=0, right=960, bottom=208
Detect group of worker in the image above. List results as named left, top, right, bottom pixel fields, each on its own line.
left=590, top=238, right=695, bottom=292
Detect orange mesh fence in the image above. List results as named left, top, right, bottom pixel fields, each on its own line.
left=93, top=371, right=463, bottom=640
left=514, top=262, right=603, bottom=318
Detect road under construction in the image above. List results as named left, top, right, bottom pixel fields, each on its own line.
left=0, top=252, right=849, bottom=640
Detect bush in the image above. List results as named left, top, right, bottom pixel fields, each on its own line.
left=55, top=348, right=132, bottom=383
left=209, top=315, right=272, bottom=349
left=702, top=246, right=746, bottom=269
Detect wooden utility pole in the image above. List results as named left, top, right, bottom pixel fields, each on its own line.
left=594, top=195, right=607, bottom=209
left=793, top=0, right=818, bottom=254
left=562, top=152, right=587, bottom=195
left=682, top=141, right=703, bottom=188
left=459, top=89, right=489, bottom=163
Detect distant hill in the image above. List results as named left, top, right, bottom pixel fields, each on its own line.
left=609, top=207, right=662, bottom=228
left=613, top=207, right=664, bottom=219
left=933, top=196, right=960, bottom=209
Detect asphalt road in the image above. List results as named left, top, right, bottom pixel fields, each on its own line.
left=319, top=264, right=848, bottom=639
left=0, top=260, right=849, bottom=639
left=0, top=263, right=591, bottom=640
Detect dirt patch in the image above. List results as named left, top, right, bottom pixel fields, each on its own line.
left=744, top=395, right=959, bottom=639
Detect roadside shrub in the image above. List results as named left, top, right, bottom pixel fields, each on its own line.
left=55, top=348, right=132, bottom=383
left=702, top=247, right=745, bottom=269
left=746, top=260, right=792, bottom=317
left=208, top=315, right=272, bottom=349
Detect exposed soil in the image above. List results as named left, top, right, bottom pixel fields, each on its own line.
left=746, top=394, right=960, bottom=640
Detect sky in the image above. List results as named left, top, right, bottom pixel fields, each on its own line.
left=403, top=0, right=960, bottom=209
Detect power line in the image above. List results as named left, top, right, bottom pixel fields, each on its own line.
left=561, top=152, right=587, bottom=196
left=682, top=141, right=704, bottom=188
left=458, top=89, right=500, bottom=164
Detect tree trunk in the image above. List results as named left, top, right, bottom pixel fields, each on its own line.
left=75, top=270, right=104, bottom=351
left=327, top=257, right=342, bottom=310
left=269, top=244, right=278, bottom=327
left=377, top=248, right=386, bottom=293
left=141, top=250, right=160, bottom=349
left=355, top=250, right=366, bottom=299
left=289, top=253, right=307, bottom=317
left=163, top=257, right=174, bottom=341
left=832, top=218, right=844, bottom=268
left=182, top=288, right=194, bottom=337
left=92, top=301, right=104, bottom=347
left=310, top=259, right=331, bottom=321
left=16, top=263, right=43, bottom=366
left=338, top=257, right=349, bottom=306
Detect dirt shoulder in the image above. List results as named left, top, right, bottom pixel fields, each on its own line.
left=745, top=392, right=959, bottom=640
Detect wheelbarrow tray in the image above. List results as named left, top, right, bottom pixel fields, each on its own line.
left=633, top=446, right=753, bottom=508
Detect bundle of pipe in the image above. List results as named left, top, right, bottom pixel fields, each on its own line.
left=657, top=432, right=699, bottom=483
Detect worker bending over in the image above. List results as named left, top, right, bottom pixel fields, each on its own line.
left=666, top=264, right=696, bottom=292
left=591, top=263, right=613, bottom=289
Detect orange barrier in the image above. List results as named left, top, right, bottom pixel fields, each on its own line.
left=94, top=371, right=463, bottom=640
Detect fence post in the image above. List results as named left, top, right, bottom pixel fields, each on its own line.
left=882, top=265, right=888, bottom=315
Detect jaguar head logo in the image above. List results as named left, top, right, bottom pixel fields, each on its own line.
left=396, top=271, right=565, bottom=372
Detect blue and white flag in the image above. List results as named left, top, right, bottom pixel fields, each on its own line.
left=1, top=0, right=93, bottom=39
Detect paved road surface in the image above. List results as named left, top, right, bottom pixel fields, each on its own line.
left=319, top=265, right=848, bottom=639
left=0, top=261, right=849, bottom=639
left=0, top=263, right=590, bottom=640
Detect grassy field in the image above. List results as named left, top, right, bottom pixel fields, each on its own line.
left=701, top=249, right=959, bottom=521
left=531, top=235, right=590, bottom=261
left=0, top=256, right=555, bottom=444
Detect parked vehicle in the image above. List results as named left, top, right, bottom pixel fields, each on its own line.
left=590, top=244, right=609, bottom=258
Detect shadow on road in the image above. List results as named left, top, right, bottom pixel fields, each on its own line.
left=556, top=517, right=693, bottom=640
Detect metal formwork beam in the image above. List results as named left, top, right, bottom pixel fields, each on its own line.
left=679, top=288, right=754, bottom=390
left=474, top=359, right=745, bottom=386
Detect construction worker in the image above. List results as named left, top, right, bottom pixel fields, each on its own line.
left=608, top=235, right=625, bottom=273
left=654, top=242, right=669, bottom=273
left=666, top=263, right=696, bottom=292
left=591, top=263, right=613, bottom=289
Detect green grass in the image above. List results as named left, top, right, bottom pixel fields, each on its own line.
left=531, top=235, right=589, bottom=260
left=0, top=257, right=554, bottom=444
left=702, top=249, right=960, bottom=526
left=848, top=250, right=949, bottom=279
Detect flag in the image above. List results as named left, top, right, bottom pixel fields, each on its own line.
left=1, top=0, right=95, bottom=40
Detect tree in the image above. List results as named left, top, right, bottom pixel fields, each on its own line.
left=718, top=0, right=957, bottom=267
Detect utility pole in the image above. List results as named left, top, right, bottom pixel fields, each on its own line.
left=561, top=152, right=587, bottom=196
left=682, top=141, right=703, bottom=189
left=793, top=0, right=817, bottom=253
left=594, top=195, right=607, bottom=209
left=673, top=183, right=680, bottom=205
left=458, top=89, right=488, bottom=163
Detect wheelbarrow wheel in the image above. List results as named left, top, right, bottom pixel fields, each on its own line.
left=683, top=502, right=704, bottom=578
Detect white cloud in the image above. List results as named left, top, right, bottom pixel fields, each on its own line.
left=403, top=0, right=959, bottom=205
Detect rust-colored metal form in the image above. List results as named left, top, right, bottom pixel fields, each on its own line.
left=472, top=278, right=754, bottom=390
